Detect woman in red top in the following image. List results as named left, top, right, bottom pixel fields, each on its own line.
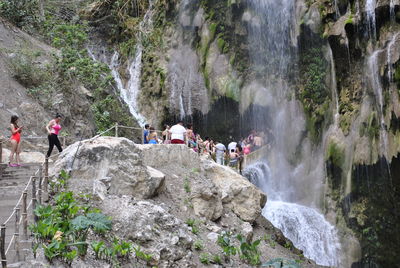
left=9, top=115, right=23, bottom=167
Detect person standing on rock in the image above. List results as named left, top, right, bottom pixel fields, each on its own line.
left=143, top=124, right=150, bottom=144
left=169, top=121, right=187, bottom=144
left=148, top=127, right=158, bottom=144
left=8, top=115, right=23, bottom=167
left=215, top=141, right=226, bottom=165
left=46, top=114, right=63, bottom=157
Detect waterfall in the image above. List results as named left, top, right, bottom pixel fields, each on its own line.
left=390, top=0, right=395, bottom=21
left=387, top=33, right=400, bottom=82
left=365, top=0, right=377, bottom=40
left=244, top=0, right=341, bottom=265
left=368, top=50, right=390, bottom=158
left=244, top=163, right=341, bottom=267
left=87, top=47, right=147, bottom=127
left=334, top=0, right=341, bottom=18
left=328, top=44, right=340, bottom=127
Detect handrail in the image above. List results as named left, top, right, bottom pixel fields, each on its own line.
left=0, top=124, right=121, bottom=266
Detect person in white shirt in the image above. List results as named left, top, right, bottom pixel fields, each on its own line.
left=228, top=141, right=237, bottom=152
left=169, top=121, right=187, bottom=144
left=214, top=141, right=226, bottom=165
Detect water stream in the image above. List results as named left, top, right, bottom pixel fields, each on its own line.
left=365, top=0, right=377, bottom=40
left=243, top=0, right=341, bottom=266
left=368, top=50, right=390, bottom=158
left=243, top=163, right=341, bottom=267
left=87, top=48, right=147, bottom=127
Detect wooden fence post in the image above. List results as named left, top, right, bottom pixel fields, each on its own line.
left=0, top=224, right=6, bottom=268
left=0, top=141, right=3, bottom=164
left=22, top=191, right=27, bottom=240
left=14, top=208, right=20, bottom=255
left=38, top=167, right=43, bottom=205
left=44, top=158, right=49, bottom=194
left=115, top=123, right=119, bottom=137
left=32, top=177, right=37, bottom=223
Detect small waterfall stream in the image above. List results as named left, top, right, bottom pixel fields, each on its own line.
left=365, top=0, right=377, bottom=40
left=87, top=47, right=147, bottom=127
left=368, top=50, right=390, bottom=158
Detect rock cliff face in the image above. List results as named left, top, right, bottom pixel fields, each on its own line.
left=47, top=137, right=319, bottom=267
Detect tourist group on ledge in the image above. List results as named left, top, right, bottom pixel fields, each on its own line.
left=4, top=114, right=266, bottom=173
left=143, top=121, right=267, bottom=173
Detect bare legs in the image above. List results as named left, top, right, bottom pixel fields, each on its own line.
left=9, top=139, right=17, bottom=165
left=8, top=140, right=21, bottom=166
left=16, top=141, right=21, bottom=165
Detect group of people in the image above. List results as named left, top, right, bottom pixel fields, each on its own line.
left=142, top=121, right=268, bottom=172
left=6, top=114, right=63, bottom=167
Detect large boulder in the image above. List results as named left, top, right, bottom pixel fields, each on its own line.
left=203, top=160, right=267, bottom=222
left=50, top=137, right=165, bottom=199
left=138, top=144, right=267, bottom=223
left=101, top=196, right=193, bottom=264
left=191, top=179, right=223, bottom=221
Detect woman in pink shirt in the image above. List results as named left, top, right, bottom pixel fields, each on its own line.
left=46, top=114, right=63, bottom=157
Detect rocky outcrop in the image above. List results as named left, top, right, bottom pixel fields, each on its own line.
left=101, top=196, right=193, bottom=265
left=203, top=160, right=267, bottom=222
left=138, top=143, right=266, bottom=222
left=50, top=137, right=165, bottom=200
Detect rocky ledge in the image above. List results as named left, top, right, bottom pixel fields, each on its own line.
left=24, top=137, right=321, bottom=267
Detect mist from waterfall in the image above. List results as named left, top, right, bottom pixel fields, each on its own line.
left=244, top=0, right=341, bottom=265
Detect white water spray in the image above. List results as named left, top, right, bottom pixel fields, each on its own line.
left=365, top=0, right=377, bottom=40
left=243, top=163, right=341, bottom=266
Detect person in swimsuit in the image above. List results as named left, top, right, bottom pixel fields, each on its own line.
left=148, top=127, right=158, bottom=144
left=46, top=114, right=63, bottom=157
left=9, top=115, right=23, bottom=167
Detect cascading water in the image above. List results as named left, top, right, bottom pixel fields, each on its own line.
left=368, top=50, right=390, bottom=158
left=244, top=0, right=341, bottom=266
left=244, top=161, right=341, bottom=267
left=365, top=0, right=377, bottom=40
left=328, top=44, right=340, bottom=127
left=87, top=47, right=146, bottom=127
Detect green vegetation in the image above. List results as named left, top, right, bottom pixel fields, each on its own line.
left=193, top=240, right=204, bottom=250
left=30, top=191, right=113, bottom=264
left=299, top=45, right=330, bottom=141
left=216, top=231, right=262, bottom=265
left=199, top=253, right=211, bottom=264
left=326, top=141, right=345, bottom=168
left=237, top=234, right=261, bottom=265
left=0, top=0, right=40, bottom=31
left=359, top=112, right=380, bottom=140
left=184, top=177, right=191, bottom=193
left=186, top=218, right=200, bottom=235
left=31, top=172, right=154, bottom=266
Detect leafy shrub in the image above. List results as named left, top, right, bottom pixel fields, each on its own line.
left=217, top=231, right=237, bottom=258
left=200, top=253, right=211, bottom=264
left=194, top=240, right=204, bottom=250
left=237, top=234, right=261, bottom=265
left=7, top=50, right=49, bottom=88
left=0, top=0, right=39, bottom=29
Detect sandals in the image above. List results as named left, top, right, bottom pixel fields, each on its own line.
left=8, top=163, right=17, bottom=167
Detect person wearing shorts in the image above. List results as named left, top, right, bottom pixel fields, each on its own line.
left=169, top=121, right=186, bottom=144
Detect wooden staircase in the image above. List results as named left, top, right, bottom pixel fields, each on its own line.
left=0, top=163, right=41, bottom=265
